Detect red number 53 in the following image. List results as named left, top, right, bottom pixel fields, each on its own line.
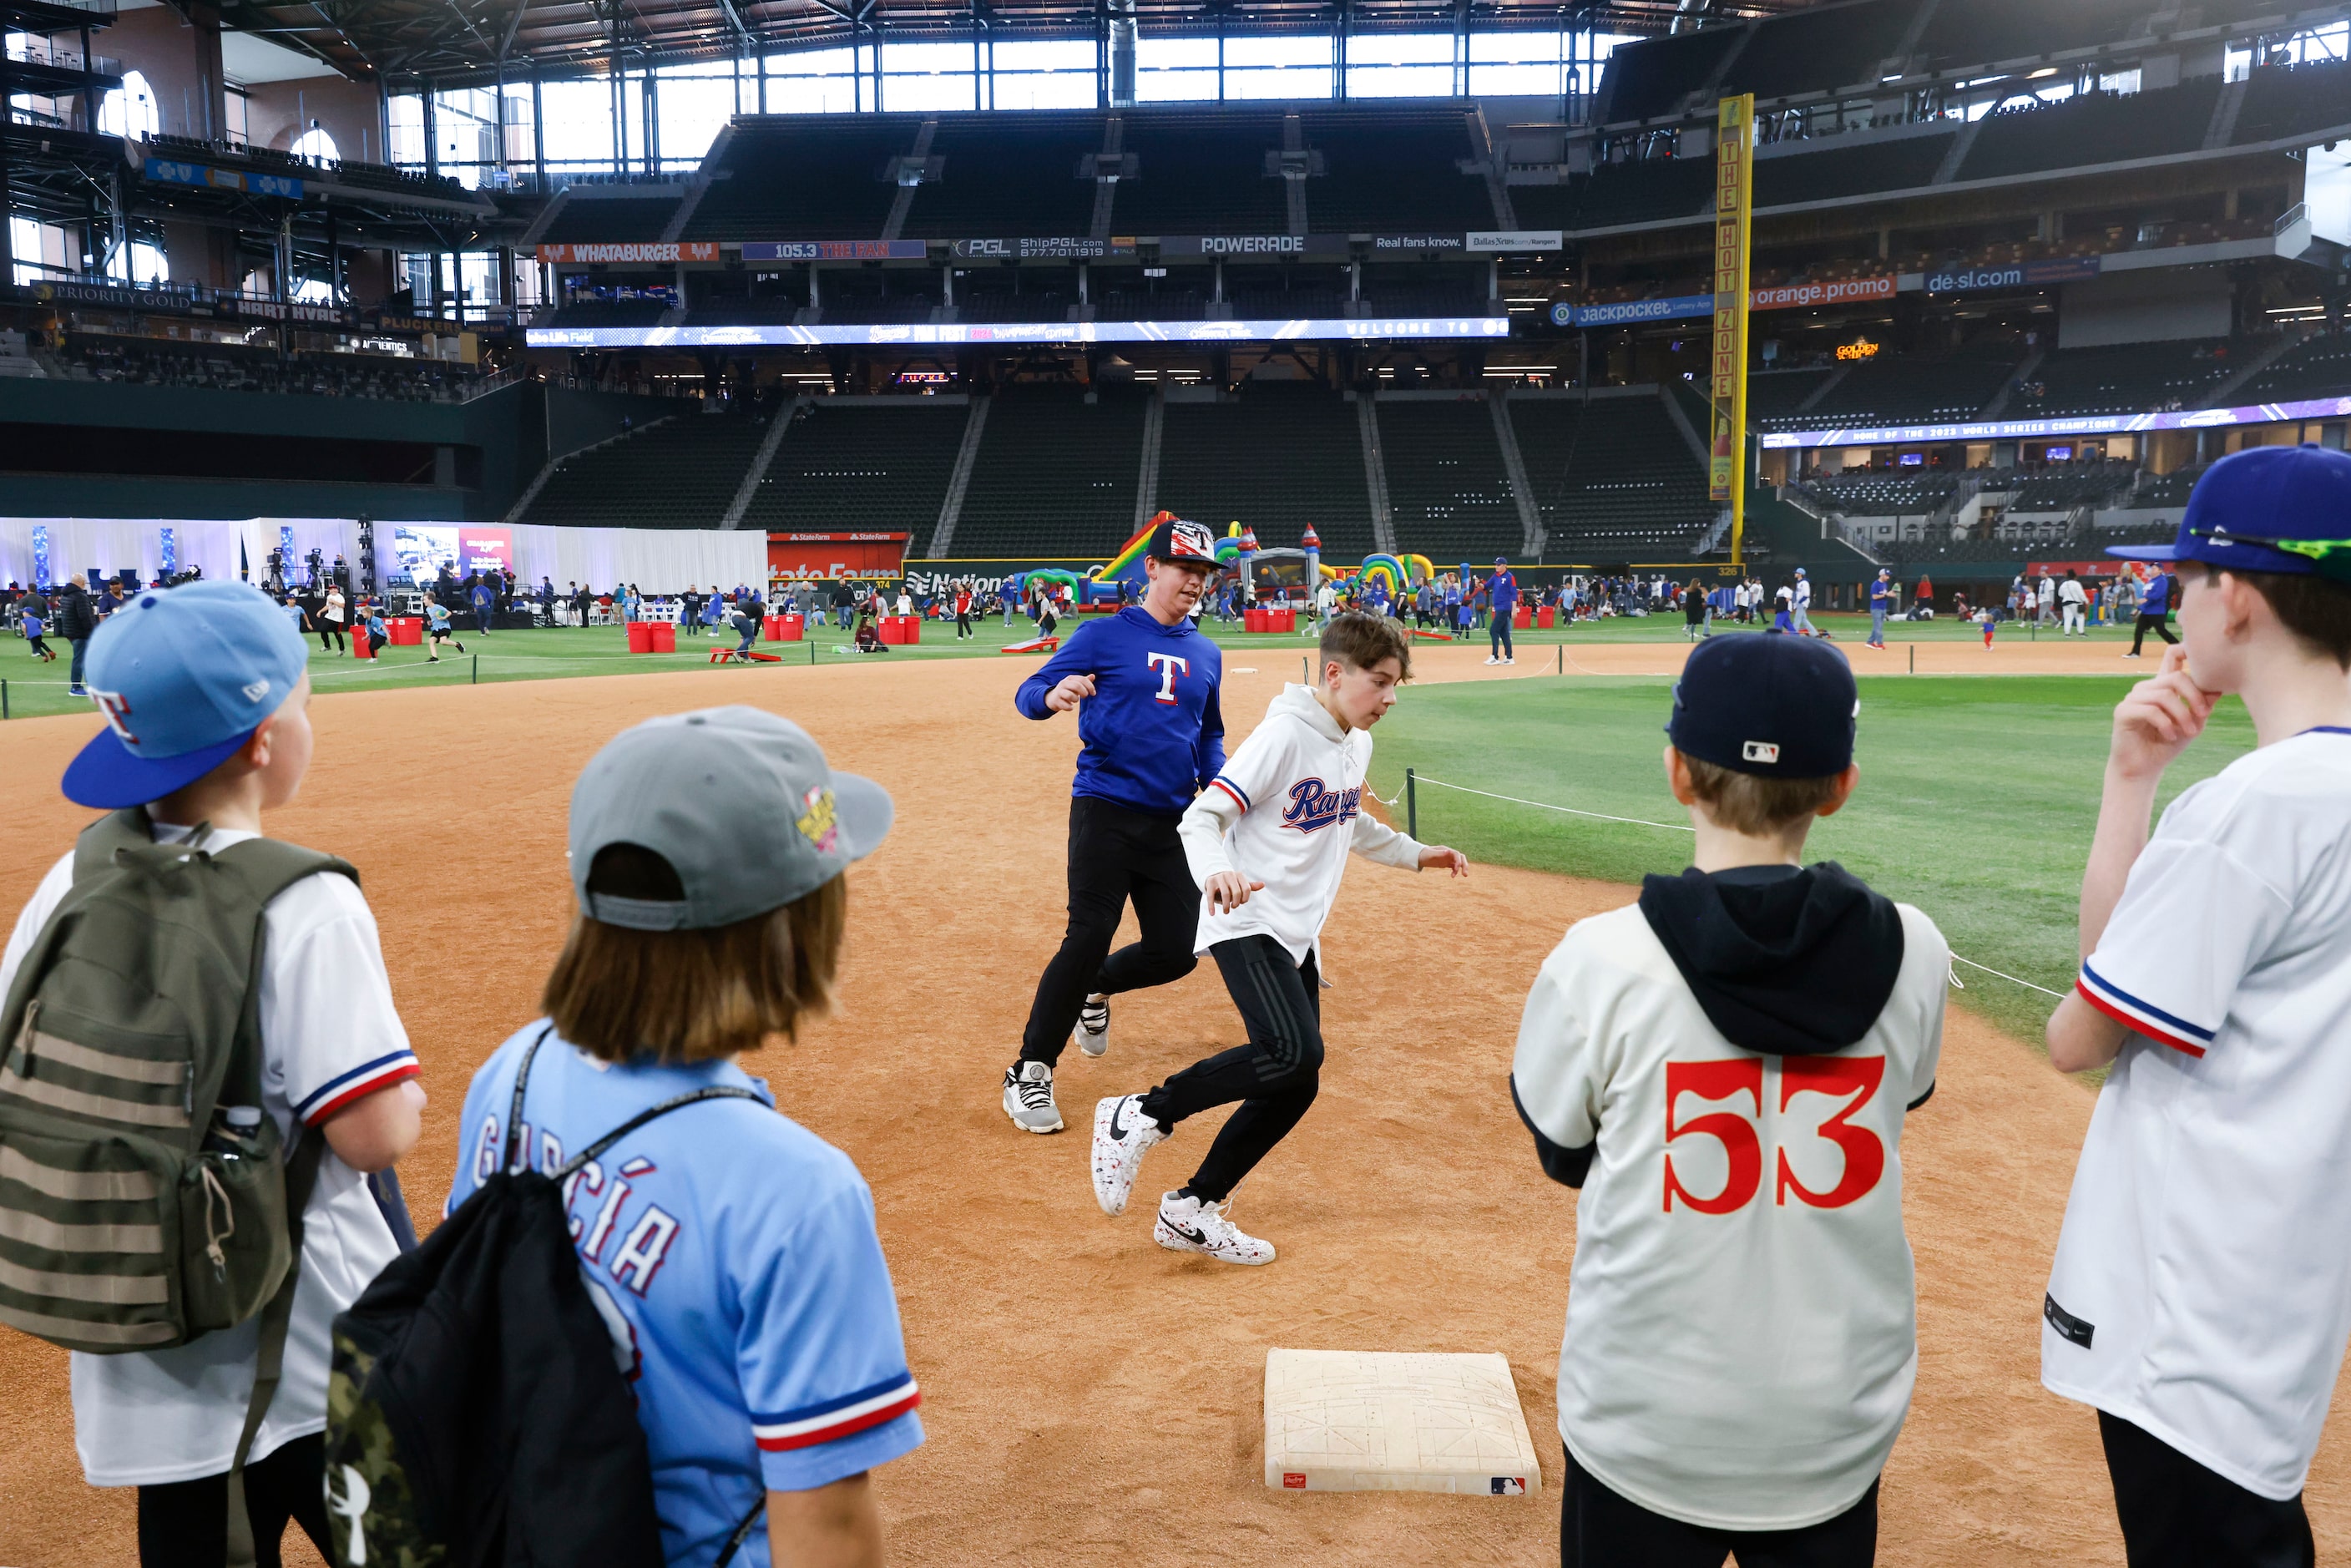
left=1662, top=1056, right=1887, bottom=1213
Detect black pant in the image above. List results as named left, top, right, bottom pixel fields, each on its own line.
left=137, top=1433, right=331, bottom=1568
left=1561, top=1443, right=1878, bottom=1568
left=318, top=624, right=343, bottom=652
left=2130, top=614, right=2177, bottom=654
left=1019, top=797, right=1200, bottom=1066
left=956, top=610, right=972, bottom=638
left=2100, top=1411, right=2313, bottom=1568
left=1138, top=936, right=1322, bottom=1202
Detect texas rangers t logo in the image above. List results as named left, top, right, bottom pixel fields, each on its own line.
left=1145, top=651, right=1191, bottom=704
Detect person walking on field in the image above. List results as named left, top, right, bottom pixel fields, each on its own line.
left=56, top=574, right=97, bottom=696
left=1681, top=579, right=1708, bottom=641
left=1002, top=515, right=1226, bottom=1136
left=1087, top=613, right=1467, bottom=1264
left=2125, top=568, right=2178, bottom=658
left=1487, top=558, right=1519, bottom=665
left=2059, top=569, right=2089, bottom=637
left=2045, top=446, right=2351, bottom=1566
left=1515, top=633, right=1948, bottom=1567
left=468, top=574, right=495, bottom=636
left=1868, top=568, right=1894, bottom=649
left=319, top=584, right=348, bottom=654
left=954, top=582, right=975, bottom=641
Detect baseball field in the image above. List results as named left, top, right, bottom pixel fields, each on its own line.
left=2, top=630, right=2341, bottom=1565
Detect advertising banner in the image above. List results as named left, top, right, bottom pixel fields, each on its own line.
left=1158, top=235, right=1352, bottom=259
left=738, top=240, right=928, bottom=261
left=1368, top=234, right=1468, bottom=253
left=536, top=242, right=721, bottom=265
left=768, top=532, right=910, bottom=581
left=1750, top=275, right=1896, bottom=311
left=950, top=237, right=1122, bottom=259
left=34, top=281, right=195, bottom=312
left=1572, top=295, right=1713, bottom=326
left=458, top=527, right=513, bottom=575
left=389, top=525, right=458, bottom=586
left=144, top=158, right=303, bottom=200
left=1923, top=257, right=2101, bottom=293
left=1467, top=231, right=1565, bottom=251
left=528, top=316, right=1510, bottom=348
left=1756, top=393, right=2351, bottom=449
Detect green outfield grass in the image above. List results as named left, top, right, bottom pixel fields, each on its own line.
left=1362, top=674, right=2252, bottom=1045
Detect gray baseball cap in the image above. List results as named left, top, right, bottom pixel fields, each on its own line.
left=569, top=706, right=892, bottom=930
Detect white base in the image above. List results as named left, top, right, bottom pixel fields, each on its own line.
left=1263, top=1348, right=1542, bottom=1496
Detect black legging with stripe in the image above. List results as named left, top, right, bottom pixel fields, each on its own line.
left=1139, top=934, right=1322, bottom=1202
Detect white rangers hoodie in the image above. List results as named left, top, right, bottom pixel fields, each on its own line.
left=1178, top=684, right=1424, bottom=962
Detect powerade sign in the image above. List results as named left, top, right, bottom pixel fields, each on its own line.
left=1159, top=235, right=1351, bottom=258
left=1572, top=295, right=1714, bottom=326
left=1924, top=257, right=2101, bottom=293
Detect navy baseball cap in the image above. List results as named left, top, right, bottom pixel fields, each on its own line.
left=1666, top=634, right=1858, bottom=777
left=2108, top=445, right=2351, bottom=582
left=1147, top=514, right=1219, bottom=569
left=63, top=580, right=311, bottom=809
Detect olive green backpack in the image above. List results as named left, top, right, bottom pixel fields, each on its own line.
left=0, top=807, right=354, bottom=1566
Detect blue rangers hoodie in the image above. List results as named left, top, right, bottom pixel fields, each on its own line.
left=1015, top=605, right=1226, bottom=817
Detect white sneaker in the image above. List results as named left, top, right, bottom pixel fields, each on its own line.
left=1502, top=656, right=1515, bottom=665
left=1091, top=1095, right=1165, bottom=1216
left=1154, top=1191, right=1275, bottom=1265
left=1483, top=655, right=1499, bottom=665
left=1073, top=994, right=1110, bottom=1058
left=1001, top=1060, right=1063, bottom=1134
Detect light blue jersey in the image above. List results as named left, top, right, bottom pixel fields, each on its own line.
left=448, top=1026, right=924, bottom=1568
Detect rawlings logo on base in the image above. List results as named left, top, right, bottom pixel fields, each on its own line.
left=1282, top=1473, right=1307, bottom=1489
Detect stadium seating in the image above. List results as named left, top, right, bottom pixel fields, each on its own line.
left=959, top=288, right=1075, bottom=324
left=1794, top=472, right=1963, bottom=514
left=2002, top=466, right=2137, bottom=509
left=680, top=115, right=927, bottom=240
left=1115, top=109, right=1289, bottom=235
left=2131, top=466, right=2208, bottom=509
left=1375, top=397, right=1524, bottom=561
left=1772, top=350, right=2019, bottom=431
left=900, top=112, right=1106, bottom=240
left=1744, top=367, right=1834, bottom=424
left=1716, top=0, right=1911, bottom=102
left=1509, top=394, right=1715, bottom=560
left=744, top=400, right=970, bottom=539
left=1562, top=158, right=1714, bottom=228
left=544, top=299, right=670, bottom=327
left=1916, top=0, right=2156, bottom=72
left=1155, top=383, right=1376, bottom=559
left=49, top=339, right=488, bottom=402
left=950, top=387, right=1148, bottom=558
left=1753, top=134, right=1954, bottom=207
left=2232, top=58, right=2351, bottom=144
left=2010, top=340, right=2248, bottom=417
left=1298, top=105, right=1494, bottom=232
left=1594, top=27, right=1747, bottom=124
left=1957, top=79, right=2222, bottom=181
left=518, top=409, right=772, bottom=528
left=538, top=194, right=681, bottom=243
left=2233, top=333, right=2351, bottom=405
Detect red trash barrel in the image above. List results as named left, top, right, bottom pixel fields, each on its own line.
left=1244, top=608, right=1264, bottom=633
left=775, top=614, right=804, bottom=642
left=1274, top=608, right=1296, bottom=633
left=388, top=616, right=422, bottom=645
left=650, top=622, right=676, bottom=653
left=626, top=621, right=653, bottom=653
left=1538, top=605, right=1556, bottom=629
left=897, top=615, right=920, bottom=645
left=1514, top=605, right=1533, bottom=630
left=351, top=625, right=373, bottom=660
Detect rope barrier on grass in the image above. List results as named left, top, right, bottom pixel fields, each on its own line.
left=1403, top=773, right=2065, bottom=1003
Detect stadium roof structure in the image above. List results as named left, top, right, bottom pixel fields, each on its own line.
left=195, top=0, right=1810, bottom=88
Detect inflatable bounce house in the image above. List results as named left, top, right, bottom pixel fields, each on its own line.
left=1007, top=513, right=1439, bottom=612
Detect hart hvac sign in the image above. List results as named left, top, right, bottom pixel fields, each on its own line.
left=536, top=242, right=720, bottom=264
left=1924, top=257, right=2101, bottom=293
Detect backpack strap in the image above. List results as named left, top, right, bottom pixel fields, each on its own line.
left=222, top=1125, right=325, bottom=1568
left=503, top=1024, right=764, bottom=1183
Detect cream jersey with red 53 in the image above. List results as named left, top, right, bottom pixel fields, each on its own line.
left=1177, top=684, right=1425, bottom=962
left=1511, top=900, right=1948, bottom=1532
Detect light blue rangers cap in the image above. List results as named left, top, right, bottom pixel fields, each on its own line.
left=569, top=706, right=893, bottom=930
left=63, top=580, right=310, bottom=809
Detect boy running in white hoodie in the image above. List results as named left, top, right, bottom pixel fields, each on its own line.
left=1088, top=613, right=1469, bottom=1264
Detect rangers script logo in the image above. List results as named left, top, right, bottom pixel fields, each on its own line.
left=1281, top=777, right=1362, bottom=835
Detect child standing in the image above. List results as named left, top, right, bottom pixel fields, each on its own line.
left=1, top=581, right=425, bottom=1566
left=1088, top=613, right=1468, bottom=1264
left=2044, top=445, right=2351, bottom=1565
left=1513, top=633, right=1947, bottom=1565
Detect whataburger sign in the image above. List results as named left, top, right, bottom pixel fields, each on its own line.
left=535, top=243, right=720, bottom=264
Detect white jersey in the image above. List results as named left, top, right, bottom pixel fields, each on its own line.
left=2048, top=728, right=2351, bottom=1500
left=1512, top=899, right=1948, bottom=1530
left=1178, top=684, right=1423, bottom=961
left=2059, top=579, right=2086, bottom=607
left=1795, top=578, right=1812, bottom=608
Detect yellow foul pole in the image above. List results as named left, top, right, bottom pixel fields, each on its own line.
left=1709, top=94, right=1755, bottom=572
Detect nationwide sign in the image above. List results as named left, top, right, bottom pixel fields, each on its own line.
left=1923, top=256, right=2101, bottom=293
left=1757, top=394, right=2351, bottom=449
left=144, top=158, right=303, bottom=200
left=1749, top=275, right=1896, bottom=310
left=527, top=316, right=1512, bottom=349
left=536, top=242, right=720, bottom=264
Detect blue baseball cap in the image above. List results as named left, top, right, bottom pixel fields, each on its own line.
left=63, top=580, right=310, bottom=809
left=1667, top=633, right=1858, bottom=777
left=2107, top=445, right=2351, bottom=579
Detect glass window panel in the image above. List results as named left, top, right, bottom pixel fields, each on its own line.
left=387, top=94, right=425, bottom=166
left=1348, top=64, right=1454, bottom=96
left=993, top=39, right=1096, bottom=71
left=99, top=68, right=159, bottom=139
left=1137, top=38, right=1219, bottom=68
left=1136, top=68, right=1217, bottom=101
left=1226, top=66, right=1332, bottom=99
left=879, top=70, right=978, bottom=111
left=885, top=41, right=975, bottom=73
left=1349, top=33, right=1453, bottom=65
left=1224, top=36, right=1331, bottom=67
left=655, top=72, right=735, bottom=167
left=1467, top=63, right=1561, bottom=95
left=992, top=71, right=1097, bottom=110
left=767, top=46, right=858, bottom=76
left=538, top=78, right=615, bottom=169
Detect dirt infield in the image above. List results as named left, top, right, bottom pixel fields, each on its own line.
left=3, top=651, right=2345, bottom=1566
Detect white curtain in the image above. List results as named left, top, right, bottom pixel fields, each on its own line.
left=507, top=525, right=767, bottom=597
left=0, top=518, right=245, bottom=588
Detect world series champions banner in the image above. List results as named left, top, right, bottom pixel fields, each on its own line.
left=1709, top=94, right=1756, bottom=569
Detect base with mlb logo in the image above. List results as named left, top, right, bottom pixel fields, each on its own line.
left=1262, top=1348, right=1542, bottom=1495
